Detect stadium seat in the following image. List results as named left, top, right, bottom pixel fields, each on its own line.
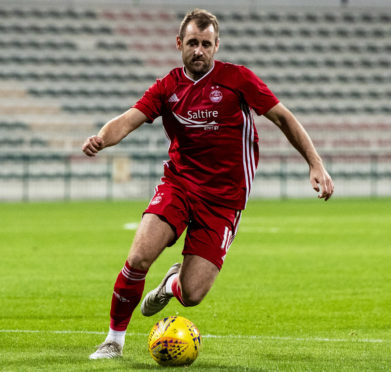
left=0, top=3, right=390, bottom=200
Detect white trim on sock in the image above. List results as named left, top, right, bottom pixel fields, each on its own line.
left=165, top=273, right=178, bottom=296
left=105, top=328, right=126, bottom=347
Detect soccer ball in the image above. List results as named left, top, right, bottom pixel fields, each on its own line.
left=148, top=316, right=202, bottom=366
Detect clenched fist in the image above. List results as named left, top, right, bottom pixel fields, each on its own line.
left=82, top=136, right=104, bottom=157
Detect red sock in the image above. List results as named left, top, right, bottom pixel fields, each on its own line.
left=109, top=261, right=147, bottom=331
left=171, top=275, right=187, bottom=307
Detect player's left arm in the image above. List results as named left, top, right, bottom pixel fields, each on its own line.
left=264, top=102, right=334, bottom=201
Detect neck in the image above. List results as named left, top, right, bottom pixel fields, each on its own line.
left=184, top=62, right=215, bottom=82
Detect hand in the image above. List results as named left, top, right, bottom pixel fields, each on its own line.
left=82, top=135, right=104, bottom=157
left=310, top=165, right=334, bottom=201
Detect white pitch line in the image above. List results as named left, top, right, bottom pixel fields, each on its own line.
left=0, top=329, right=388, bottom=343
left=123, top=222, right=139, bottom=230
left=0, top=330, right=107, bottom=335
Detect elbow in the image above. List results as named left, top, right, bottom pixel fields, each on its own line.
left=272, top=113, right=289, bottom=130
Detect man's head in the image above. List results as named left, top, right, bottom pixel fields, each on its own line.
left=176, top=9, right=220, bottom=80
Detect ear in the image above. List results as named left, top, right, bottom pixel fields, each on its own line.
left=176, top=35, right=182, bottom=51
left=215, top=38, right=220, bottom=52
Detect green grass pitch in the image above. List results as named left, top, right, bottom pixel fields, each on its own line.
left=0, top=198, right=390, bottom=371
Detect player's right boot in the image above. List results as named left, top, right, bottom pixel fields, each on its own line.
left=89, top=341, right=123, bottom=359
left=141, top=263, right=181, bottom=316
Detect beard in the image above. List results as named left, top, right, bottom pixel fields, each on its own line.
left=184, top=56, right=213, bottom=79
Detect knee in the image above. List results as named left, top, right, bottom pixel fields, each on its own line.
left=127, top=239, right=160, bottom=271
left=126, top=253, right=152, bottom=271
left=181, top=287, right=204, bottom=307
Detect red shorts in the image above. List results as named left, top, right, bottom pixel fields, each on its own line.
left=144, top=179, right=242, bottom=270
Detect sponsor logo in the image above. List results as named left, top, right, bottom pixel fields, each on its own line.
left=210, top=86, right=223, bottom=103
left=173, top=110, right=220, bottom=130
left=187, top=109, right=218, bottom=120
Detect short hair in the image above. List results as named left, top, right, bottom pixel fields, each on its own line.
left=179, top=8, right=219, bottom=41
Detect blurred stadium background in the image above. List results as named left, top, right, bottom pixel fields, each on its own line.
left=1, top=0, right=390, bottom=202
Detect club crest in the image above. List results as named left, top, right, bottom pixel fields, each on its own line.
left=209, top=86, right=223, bottom=103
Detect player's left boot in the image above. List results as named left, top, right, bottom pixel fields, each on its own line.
left=89, top=341, right=123, bottom=359
left=141, top=263, right=181, bottom=316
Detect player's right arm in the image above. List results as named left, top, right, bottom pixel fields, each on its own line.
left=82, top=107, right=148, bottom=157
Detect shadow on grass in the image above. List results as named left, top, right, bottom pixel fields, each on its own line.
left=127, top=362, right=268, bottom=371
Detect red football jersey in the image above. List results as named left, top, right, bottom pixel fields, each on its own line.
left=133, top=60, right=279, bottom=210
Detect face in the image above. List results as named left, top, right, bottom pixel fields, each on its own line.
left=176, top=21, right=219, bottom=80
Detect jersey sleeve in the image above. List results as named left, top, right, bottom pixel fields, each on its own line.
left=237, top=65, right=279, bottom=116
left=133, top=79, right=164, bottom=123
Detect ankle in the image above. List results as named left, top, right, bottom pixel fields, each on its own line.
left=165, top=273, right=178, bottom=295
left=105, top=328, right=126, bottom=348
